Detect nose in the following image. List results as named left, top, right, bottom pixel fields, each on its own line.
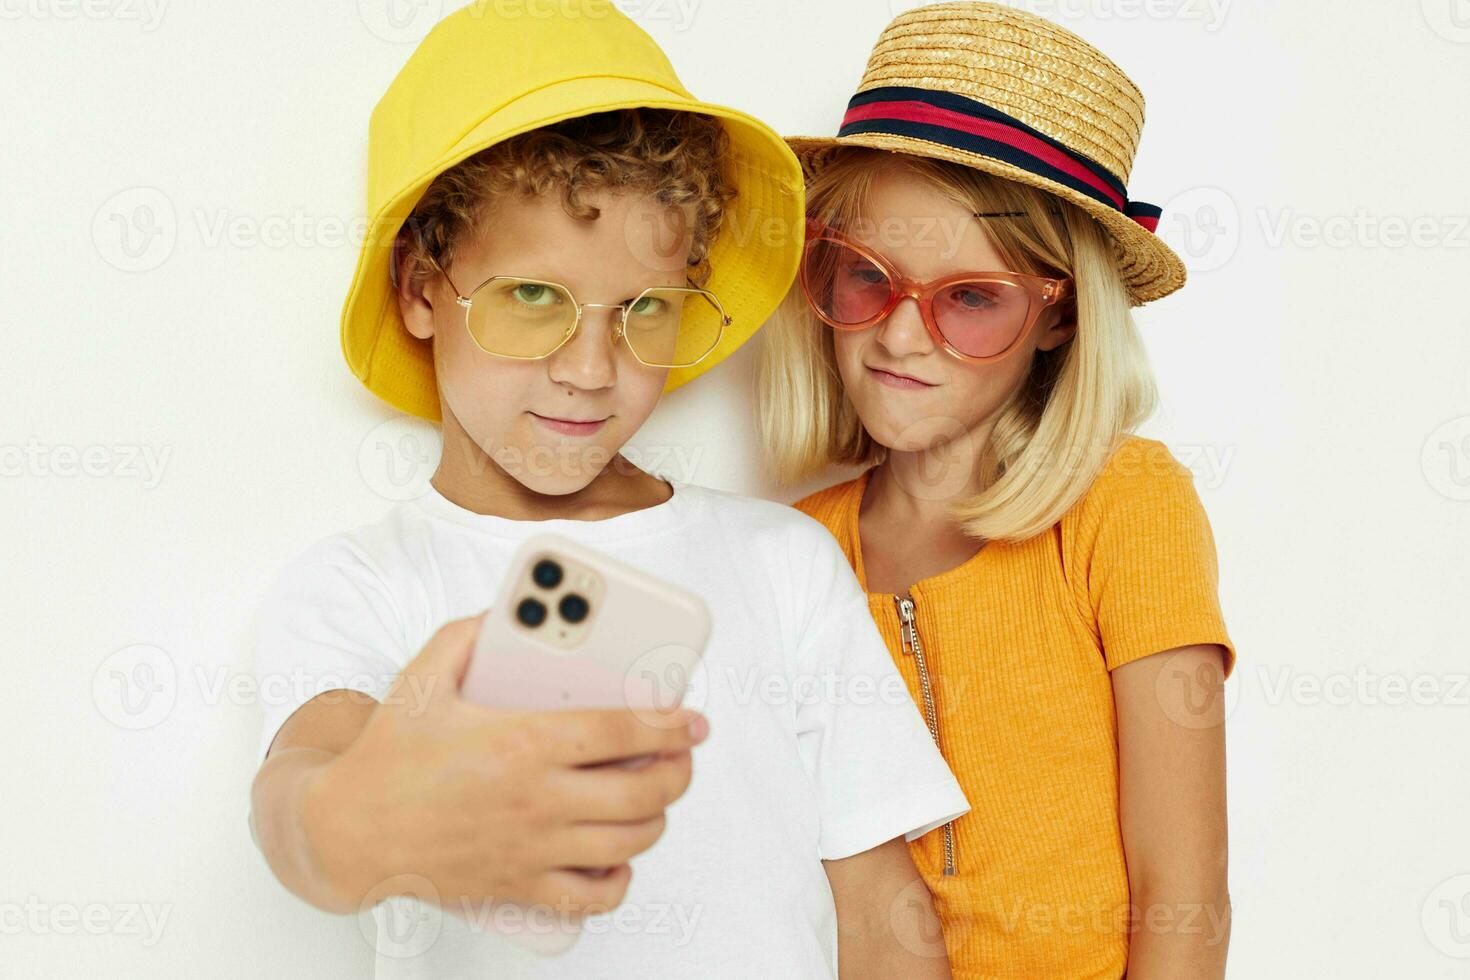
left=546, top=306, right=621, bottom=391
left=873, top=295, right=936, bottom=360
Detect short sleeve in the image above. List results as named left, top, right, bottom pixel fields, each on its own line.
left=786, top=523, right=971, bottom=861
left=250, top=539, right=409, bottom=770
left=1068, top=439, right=1236, bottom=677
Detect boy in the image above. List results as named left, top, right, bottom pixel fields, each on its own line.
left=248, top=3, right=967, bottom=977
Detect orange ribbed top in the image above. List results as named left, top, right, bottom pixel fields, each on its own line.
left=794, top=436, right=1235, bottom=979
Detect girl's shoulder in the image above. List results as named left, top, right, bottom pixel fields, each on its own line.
left=678, top=481, right=856, bottom=560
left=1081, top=435, right=1197, bottom=502
left=1060, top=435, right=1215, bottom=565
left=791, top=473, right=867, bottom=535
left=1061, top=435, right=1235, bottom=674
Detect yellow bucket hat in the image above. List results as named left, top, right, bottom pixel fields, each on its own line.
left=342, top=0, right=806, bottom=421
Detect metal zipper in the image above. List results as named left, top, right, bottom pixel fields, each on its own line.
left=895, top=594, right=956, bottom=876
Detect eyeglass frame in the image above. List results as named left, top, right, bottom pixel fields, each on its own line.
left=798, top=220, right=1074, bottom=364
left=421, top=251, right=733, bottom=369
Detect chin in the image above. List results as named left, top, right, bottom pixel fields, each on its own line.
left=866, top=409, right=978, bottom=454
left=515, top=472, right=598, bottom=496
left=497, top=439, right=615, bottom=495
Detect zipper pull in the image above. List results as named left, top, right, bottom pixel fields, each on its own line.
left=894, top=596, right=916, bottom=654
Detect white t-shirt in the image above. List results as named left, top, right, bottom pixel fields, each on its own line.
left=251, top=476, right=969, bottom=979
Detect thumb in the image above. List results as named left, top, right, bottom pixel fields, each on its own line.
left=391, top=614, right=484, bottom=709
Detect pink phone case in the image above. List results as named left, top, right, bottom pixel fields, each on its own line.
left=459, top=533, right=710, bottom=956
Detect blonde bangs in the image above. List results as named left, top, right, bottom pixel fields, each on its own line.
left=756, top=148, right=1157, bottom=542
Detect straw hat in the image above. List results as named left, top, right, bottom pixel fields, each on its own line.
left=787, top=1, right=1186, bottom=306
left=341, top=0, right=805, bottom=421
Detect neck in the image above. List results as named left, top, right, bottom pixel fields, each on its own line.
left=866, top=420, right=995, bottom=525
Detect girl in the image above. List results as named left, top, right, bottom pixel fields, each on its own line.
left=760, top=4, right=1235, bottom=978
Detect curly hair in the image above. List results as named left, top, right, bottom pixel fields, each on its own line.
left=394, top=108, right=738, bottom=292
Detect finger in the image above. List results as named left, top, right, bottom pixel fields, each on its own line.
left=530, top=865, right=634, bottom=916
left=552, top=752, right=693, bottom=823
left=393, top=615, right=482, bottom=707
left=592, top=753, right=656, bottom=771
left=553, top=818, right=668, bottom=868
left=539, top=709, right=709, bottom=767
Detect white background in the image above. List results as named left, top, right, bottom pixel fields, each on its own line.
left=4, top=0, right=1469, bottom=976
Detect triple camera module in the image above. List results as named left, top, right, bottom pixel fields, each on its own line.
left=515, top=558, right=592, bottom=629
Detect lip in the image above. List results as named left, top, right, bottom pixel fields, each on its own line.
left=865, top=364, right=937, bottom=389
left=529, top=412, right=611, bottom=437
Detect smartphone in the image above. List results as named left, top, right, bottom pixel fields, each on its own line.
left=459, top=533, right=711, bottom=956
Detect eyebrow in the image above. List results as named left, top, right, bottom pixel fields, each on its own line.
left=478, top=274, right=696, bottom=300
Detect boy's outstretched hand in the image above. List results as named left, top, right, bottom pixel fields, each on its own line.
left=249, top=615, right=709, bottom=918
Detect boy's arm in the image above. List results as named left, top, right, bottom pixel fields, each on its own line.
left=824, top=837, right=951, bottom=979
left=251, top=616, right=709, bottom=916
left=250, top=690, right=377, bottom=912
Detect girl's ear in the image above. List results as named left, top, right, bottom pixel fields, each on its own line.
left=394, top=236, right=437, bottom=341
left=1036, top=306, right=1077, bottom=352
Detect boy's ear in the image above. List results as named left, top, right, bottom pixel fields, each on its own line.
left=393, top=236, right=436, bottom=341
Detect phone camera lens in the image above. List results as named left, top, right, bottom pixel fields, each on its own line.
left=558, top=594, right=590, bottom=624
left=531, top=559, right=563, bottom=589
left=516, top=597, right=548, bottom=627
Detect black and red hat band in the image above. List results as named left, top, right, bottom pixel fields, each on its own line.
left=837, top=85, right=1164, bottom=233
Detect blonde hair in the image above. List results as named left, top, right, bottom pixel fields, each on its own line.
left=757, top=148, right=1158, bottom=542
left=396, top=108, right=738, bottom=291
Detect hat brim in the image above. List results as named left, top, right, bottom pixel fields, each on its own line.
left=785, top=133, right=1186, bottom=308
left=343, top=76, right=806, bottom=421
